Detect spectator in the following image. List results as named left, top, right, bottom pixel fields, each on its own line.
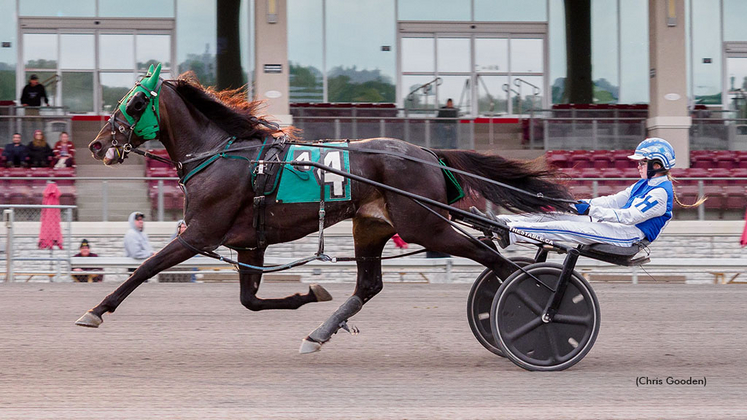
left=27, top=130, right=53, bottom=167
left=161, top=220, right=196, bottom=282
left=435, top=98, right=459, bottom=149
left=72, top=239, right=103, bottom=283
left=2, top=133, right=29, bottom=167
left=170, top=219, right=187, bottom=240
left=20, top=74, right=49, bottom=109
left=124, top=212, right=154, bottom=271
left=53, top=131, right=76, bottom=168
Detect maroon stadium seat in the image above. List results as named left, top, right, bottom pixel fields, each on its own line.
left=714, top=150, right=737, bottom=169
left=690, top=150, right=712, bottom=169
left=545, top=151, right=571, bottom=169
left=723, top=185, right=747, bottom=210
left=701, top=185, right=725, bottom=210
left=569, top=150, right=592, bottom=169
left=568, top=184, right=593, bottom=200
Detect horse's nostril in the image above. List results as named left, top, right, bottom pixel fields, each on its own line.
left=91, top=142, right=103, bottom=151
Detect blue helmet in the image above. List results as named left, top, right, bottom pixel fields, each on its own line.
left=628, top=137, right=676, bottom=170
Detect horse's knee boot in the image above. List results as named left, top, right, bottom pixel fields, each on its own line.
left=307, top=296, right=363, bottom=343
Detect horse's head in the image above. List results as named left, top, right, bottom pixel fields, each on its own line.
left=89, top=63, right=164, bottom=165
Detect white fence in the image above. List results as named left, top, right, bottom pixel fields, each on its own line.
left=2, top=218, right=746, bottom=284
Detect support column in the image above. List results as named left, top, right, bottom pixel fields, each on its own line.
left=648, top=0, right=690, bottom=168
left=254, top=0, right=292, bottom=126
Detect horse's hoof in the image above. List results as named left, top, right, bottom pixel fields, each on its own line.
left=310, top=284, right=332, bottom=302
left=75, top=312, right=103, bottom=328
left=299, top=338, right=322, bottom=354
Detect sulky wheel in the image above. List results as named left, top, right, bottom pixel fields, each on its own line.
left=490, top=262, right=600, bottom=371
left=467, top=257, right=535, bottom=357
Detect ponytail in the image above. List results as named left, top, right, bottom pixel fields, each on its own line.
left=667, top=172, right=707, bottom=208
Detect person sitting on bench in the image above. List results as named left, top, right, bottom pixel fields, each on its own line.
left=480, top=138, right=704, bottom=248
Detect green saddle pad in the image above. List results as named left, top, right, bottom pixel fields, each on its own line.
left=276, top=142, right=352, bottom=203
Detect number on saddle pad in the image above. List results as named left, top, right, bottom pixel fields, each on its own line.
left=275, top=143, right=352, bottom=203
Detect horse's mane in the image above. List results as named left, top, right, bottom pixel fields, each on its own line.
left=168, top=72, right=294, bottom=140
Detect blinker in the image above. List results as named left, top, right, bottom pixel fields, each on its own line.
left=125, top=91, right=149, bottom=119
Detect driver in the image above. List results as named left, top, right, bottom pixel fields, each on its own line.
left=482, top=138, right=705, bottom=248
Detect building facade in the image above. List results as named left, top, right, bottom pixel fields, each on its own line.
left=0, top=0, right=746, bottom=116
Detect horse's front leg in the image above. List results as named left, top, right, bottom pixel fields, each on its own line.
left=238, top=248, right=332, bottom=311
left=300, top=217, right=392, bottom=353
left=75, top=237, right=197, bottom=328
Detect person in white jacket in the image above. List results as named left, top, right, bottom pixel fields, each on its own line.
left=491, top=138, right=703, bottom=248
left=123, top=211, right=154, bottom=259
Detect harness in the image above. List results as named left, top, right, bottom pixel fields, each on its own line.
left=105, top=64, right=581, bottom=275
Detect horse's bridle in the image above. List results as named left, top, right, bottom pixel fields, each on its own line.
left=107, top=110, right=137, bottom=163
left=105, top=78, right=179, bottom=168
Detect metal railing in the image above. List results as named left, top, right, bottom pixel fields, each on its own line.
left=0, top=174, right=737, bottom=223
left=2, top=205, right=74, bottom=282
left=0, top=106, right=72, bottom=144
left=579, top=177, right=712, bottom=221
left=292, top=105, right=747, bottom=151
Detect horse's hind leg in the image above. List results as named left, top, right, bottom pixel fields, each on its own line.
left=238, top=248, right=332, bottom=311
left=300, top=217, right=394, bottom=353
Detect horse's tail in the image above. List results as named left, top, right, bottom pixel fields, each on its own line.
left=434, top=150, right=574, bottom=214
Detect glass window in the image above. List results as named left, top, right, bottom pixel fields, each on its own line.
left=724, top=0, right=747, bottom=41
left=437, top=38, right=470, bottom=73
left=19, top=0, right=95, bottom=17
left=726, top=57, right=747, bottom=113
left=477, top=75, right=508, bottom=114
left=437, top=75, right=470, bottom=110
left=510, top=38, right=543, bottom=73
left=475, top=38, right=508, bottom=72
left=288, top=0, right=323, bottom=102
left=99, top=0, right=175, bottom=17
left=0, top=0, right=16, bottom=101
left=474, top=0, right=547, bottom=22
left=60, top=34, right=95, bottom=69
left=619, top=0, right=648, bottom=103
left=402, top=75, right=439, bottom=109
left=397, top=0, right=470, bottom=21
left=177, top=0, right=216, bottom=85
left=100, top=34, right=134, bottom=70
left=512, top=75, right=543, bottom=112
left=548, top=0, right=566, bottom=103
left=29, top=71, right=58, bottom=106
left=402, top=37, right=434, bottom=73
left=326, top=0, right=396, bottom=103
left=24, top=33, right=57, bottom=69
left=62, top=72, right=94, bottom=113
left=592, top=0, right=619, bottom=103
left=100, top=72, right=135, bottom=113
left=691, top=0, right=721, bottom=104
left=136, top=34, right=171, bottom=70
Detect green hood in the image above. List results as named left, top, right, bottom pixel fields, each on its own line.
left=117, top=63, right=162, bottom=140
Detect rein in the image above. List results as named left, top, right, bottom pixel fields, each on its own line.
left=282, top=140, right=579, bottom=206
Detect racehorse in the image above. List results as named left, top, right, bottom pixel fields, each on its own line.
left=76, top=63, right=575, bottom=353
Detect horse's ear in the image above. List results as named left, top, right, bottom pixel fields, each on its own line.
left=146, top=64, right=155, bottom=77
left=142, top=63, right=162, bottom=90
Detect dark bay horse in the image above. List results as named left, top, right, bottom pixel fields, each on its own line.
left=76, top=64, right=574, bottom=353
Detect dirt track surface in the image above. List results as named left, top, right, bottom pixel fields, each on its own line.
left=0, top=282, right=746, bottom=419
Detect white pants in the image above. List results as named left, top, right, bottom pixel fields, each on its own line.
left=502, top=213, right=645, bottom=247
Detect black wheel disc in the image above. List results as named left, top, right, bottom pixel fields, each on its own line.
left=490, top=263, right=600, bottom=371
left=467, top=257, right=534, bottom=357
